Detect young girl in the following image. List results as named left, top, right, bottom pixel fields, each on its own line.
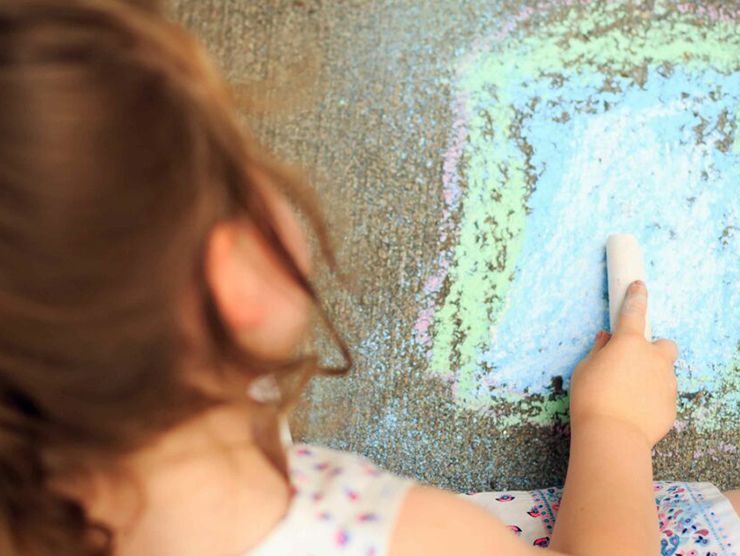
left=0, top=1, right=738, bottom=555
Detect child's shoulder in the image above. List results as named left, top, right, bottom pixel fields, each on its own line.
left=250, top=444, right=564, bottom=556
left=285, top=443, right=417, bottom=519
left=249, top=443, right=415, bottom=555
left=286, top=443, right=411, bottom=485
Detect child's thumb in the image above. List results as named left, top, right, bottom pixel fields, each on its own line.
left=616, top=280, right=648, bottom=336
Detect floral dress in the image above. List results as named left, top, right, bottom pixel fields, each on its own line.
left=465, top=482, right=740, bottom=555
left=248, top=444, right=415, bottom=556
left=248, top=443, right=740, bottom=555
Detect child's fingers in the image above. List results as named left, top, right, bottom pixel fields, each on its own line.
left=615, top=280, right=648, bottom=336
left=653, top=338, right=679, bottom=363
left=589, top=330, right=611, bottom=355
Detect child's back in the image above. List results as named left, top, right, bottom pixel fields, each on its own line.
left=0, top=2, right=737, bottom=555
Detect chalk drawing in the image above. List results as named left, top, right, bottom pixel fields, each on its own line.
left=414, top=2, right=739, bottom=428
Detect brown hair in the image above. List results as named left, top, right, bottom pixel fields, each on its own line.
left=0, top=0, right=351, bottom=553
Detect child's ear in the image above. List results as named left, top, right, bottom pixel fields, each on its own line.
left=205, top=221, right=266, bottom=332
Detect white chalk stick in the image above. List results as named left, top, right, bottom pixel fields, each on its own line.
left=606, top=233, right=651, bottom=339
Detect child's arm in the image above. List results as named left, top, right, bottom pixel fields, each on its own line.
left=548, top=416, right=656, bottom=554
left=388, top=281, right=677, bottom=555
left=389, top=485, right=570, bottom=556
left=549, top=280, right=678, bottom=554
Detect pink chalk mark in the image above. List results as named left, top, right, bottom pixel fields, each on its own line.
left=673, top=419, right=688, bottom=433
left=676, top=2, right=738, bottom=21
left=413, top=1, right=586, bottom=348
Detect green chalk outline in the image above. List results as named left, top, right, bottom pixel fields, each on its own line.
left=429, top=4, right=739, bottom=425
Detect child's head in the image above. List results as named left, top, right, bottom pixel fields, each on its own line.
left=0, top=0, right=349, bottom=553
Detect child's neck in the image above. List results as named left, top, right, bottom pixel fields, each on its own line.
left=60, top=403, right=291, bottom=556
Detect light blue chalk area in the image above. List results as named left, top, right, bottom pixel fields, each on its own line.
left=479, top=66, right=739, bottom=397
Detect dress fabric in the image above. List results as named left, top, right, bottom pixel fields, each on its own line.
left=463, top=481, right=740, bottom=555
left=248, top=444, right=415, bottom=556
left=248, top=443, right=740, bottom=556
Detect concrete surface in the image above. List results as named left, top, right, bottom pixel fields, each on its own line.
left=168, top=0, right=739, bottom=491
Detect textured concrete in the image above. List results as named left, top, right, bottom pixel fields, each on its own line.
left=169, top=0, right=739, bottom=491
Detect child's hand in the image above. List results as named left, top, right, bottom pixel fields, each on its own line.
left=569, top=280, right=679, bottom=447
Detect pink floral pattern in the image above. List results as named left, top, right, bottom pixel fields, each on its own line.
left=255, top=445, right=739, bottom=555
left=464, top=483, right=738, bottom=554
